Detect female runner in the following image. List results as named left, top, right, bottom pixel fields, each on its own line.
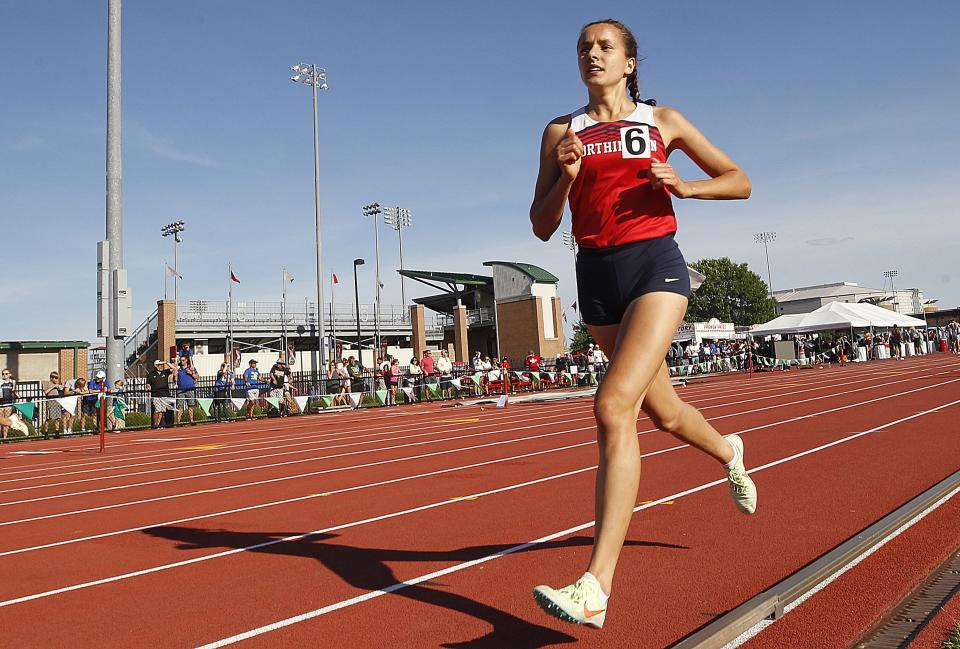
left=530, top=19, right=757, bottom=629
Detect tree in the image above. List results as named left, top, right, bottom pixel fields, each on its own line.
left=569, top=318, right=595, bottom=352
left=686, top=257, right=776, bottom=326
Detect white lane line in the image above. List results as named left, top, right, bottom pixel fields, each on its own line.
left=193, top=396, right=960, bottom=647
left=2, top=390, right=958, bottom=615
left=3, top=368, right=951, bottom=508
left=723, top=486, right=960, bottom=648
left=2, top=373, right=956, bottom=532
left=2, top=357, right=943, bottom=474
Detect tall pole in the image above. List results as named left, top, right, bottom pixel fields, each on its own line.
left=884, top=269, right=899, bottom=313
left=228, top=264, right=234, bottom=378
left=173, top=234, right=179, bottom=303
left=754, top=231, right=777, bottom=300
left=291, top=63, right=329, bottom=368
left=104, top=0, right=124, bottom=384
left=281, top=268, right=288, bottom=356
left=397, top=225, right=405, bottom=309
left=330, top=273, right=337, bottom=354
left=310, top=65, right=326, bottom=367
left=353, top=259, right=365, bottom=365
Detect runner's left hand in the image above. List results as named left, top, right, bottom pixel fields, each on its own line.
left=648, top=161, right=691, bottom=198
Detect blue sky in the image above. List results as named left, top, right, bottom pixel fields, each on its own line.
left=2, top=1, right=958, bottom=343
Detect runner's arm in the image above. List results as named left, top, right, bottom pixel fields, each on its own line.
left=530, top=118, right=576, bottom=241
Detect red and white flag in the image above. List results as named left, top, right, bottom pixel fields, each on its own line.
left=332, top=273, right=340, bottom=285
left=230, top=271, right=240, bottom=284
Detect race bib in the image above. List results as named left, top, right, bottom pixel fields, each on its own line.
left=620, top=125, right=654, bottom=159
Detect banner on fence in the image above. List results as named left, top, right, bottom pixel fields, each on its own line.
left=196, top=398, right=213, bottom=417
left=294, top=396, right=309, bottom=413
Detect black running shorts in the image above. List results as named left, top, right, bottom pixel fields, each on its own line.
left=576, top=235, right=691, bottom=326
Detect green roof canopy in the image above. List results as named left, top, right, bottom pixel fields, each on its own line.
left=482, top=261, right=560, bottom=284
left=0, top=341, right=89, bottom=351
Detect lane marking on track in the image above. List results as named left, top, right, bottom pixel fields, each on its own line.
left=2, top=373, right=957, bottom=543
left=3, top=392, right=958, bottom=614
left=640, top=500, right=673, bottom=506
left=1, top=358, right=945, bottom=479
left=2, top=357, right=945, bottom=474
left=176, top=444, right=226, bottom=451
left=10, top=451, right=60, bottom=456
left=442, top=418, right=480, bottom=423
left=193, top=396, right=960, bottom=648
left=4, top=366, right=952, bottom=503
left=137, top=438, right=189, bottom=443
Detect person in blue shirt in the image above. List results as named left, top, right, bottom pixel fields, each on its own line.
left=242, top=359, right=261, bottom=420
left=176, top=356, right=199, bottom=424
left=178, top=341, right=194, bottom=360
left=82, top=370, right=108, bottom=431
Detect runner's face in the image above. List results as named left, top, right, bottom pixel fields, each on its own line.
left=577, top=24, right=634, bottom=89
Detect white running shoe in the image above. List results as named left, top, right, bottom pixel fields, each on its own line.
left=725, top=434, right=757, bottom=514
left=533, top=575, right=608, bottom=628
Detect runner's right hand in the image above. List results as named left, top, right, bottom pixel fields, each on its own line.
left=556, top=128, right=583, bottom=181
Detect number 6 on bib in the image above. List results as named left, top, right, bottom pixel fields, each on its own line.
left=619, top=125, right=654, bottom=159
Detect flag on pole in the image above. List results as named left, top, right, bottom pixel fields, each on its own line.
left=332, top=273, right=340, bottom=285
left=283, top=270, right=294, bottom=283
left=231, top=271, right=240, bottom=284
left=165, top=264, right=182, bottom=279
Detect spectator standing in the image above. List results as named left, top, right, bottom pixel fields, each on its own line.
left=176, top=356, right=199, bottom=424
left=376, top=356, right=389, bottom=393
left=82, top=371, right=108, bottom=432
left=526, top=350, right=542, bottom=373
left=436, top=349, right=454, bottom=399
left=0, top=368, right=18, bottom=438
left=889, top=325, right=902, bottom=360
left=389, top=358, right=401, bottom=405
left=109, top=379, right=127, bottom=431
left=42, top=371, right=65, bottom=437
left=214, top=362, right=231, bottom=422
left=242, top=359, right=261, bottom=420
left=347, top=356, right=363, bottom=393
left=269, top=356, right=291, bottom=416
left=472, top=351, right=483, bottom=372
left=147, top=360, right=174, bottom=429
left=406, top=357, right=423, bottom=401
left=0, top=367, right=17, bottom=439
left=421, top=350, right=437, bottom=399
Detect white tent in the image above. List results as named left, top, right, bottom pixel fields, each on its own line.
left=751, top=301, right=925, bottom=335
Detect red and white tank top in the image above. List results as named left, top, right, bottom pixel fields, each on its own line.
left=568, top=103, right=677, bottom=248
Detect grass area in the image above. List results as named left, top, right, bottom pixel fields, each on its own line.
left=944, top=621, right=960, bottom=649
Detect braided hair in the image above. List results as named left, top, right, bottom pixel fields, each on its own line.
left=581, top=19, right=656, bottom=106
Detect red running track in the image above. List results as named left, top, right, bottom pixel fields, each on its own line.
left=0, top=354, right=958, bottom=648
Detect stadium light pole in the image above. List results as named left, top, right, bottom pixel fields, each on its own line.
left=353, top=258, right=365, bottom=365
left=383, top=206, right=412, bottom=315
left=754, top=231, right=777, bottom=299
left=161, top=221, right=185, bottom=303
left=291, top=62, right=329, bottom=367
left=884, top=269, right=899, bottom=313
left=103, top=0, right=126, bottom=385
left=362, top=203, right=383, bottom=355
left=561, top=230, right=577, bottom=266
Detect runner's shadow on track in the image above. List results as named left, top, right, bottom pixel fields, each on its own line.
left=145, top=526, right=687, bottom=648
